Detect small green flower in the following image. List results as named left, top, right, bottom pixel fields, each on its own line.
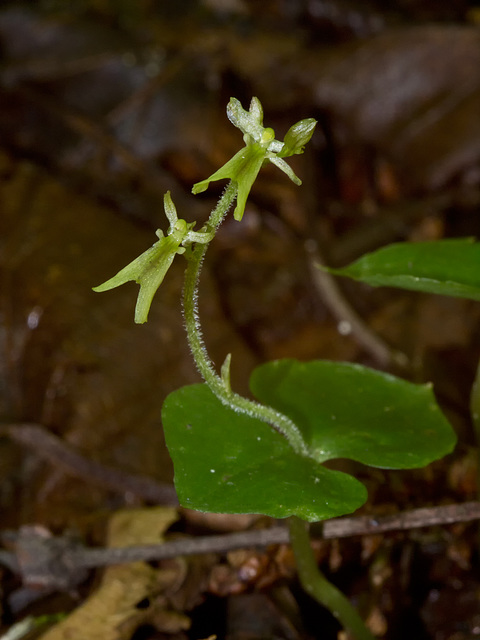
left=192, top=97, right=316, bottom=221
left=93, top=192, right=212, bottom=323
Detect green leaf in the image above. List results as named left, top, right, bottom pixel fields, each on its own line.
left=325, top=238, right=480, bottom=300
left=162, top=384, right=367, bottom=522
left=250, top=360, right=457, bottom=469
left=163, top=360, right=456, bottom=522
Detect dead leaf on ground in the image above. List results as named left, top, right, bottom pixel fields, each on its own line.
left=37, top=506, right=188, bottom=640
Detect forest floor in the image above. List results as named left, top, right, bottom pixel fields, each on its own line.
left=1, top=1, right=480, bottom=638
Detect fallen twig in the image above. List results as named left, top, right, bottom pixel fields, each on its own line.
left=305, top=238, right=409, bottom=369
left=0, top=423, right=178, bottom=506
left=3, top=501, right=480, bottom=593
left=76, top=501, right=480, bottom=568
left=320, top=501, right=480, bottom=537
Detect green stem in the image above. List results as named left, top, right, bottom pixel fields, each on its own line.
left=183, top=181, right=309, bottom=456
left=289, top=516, right=376, bottom=640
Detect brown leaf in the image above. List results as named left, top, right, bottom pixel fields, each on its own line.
left=37, top=507, right=185, bottom=640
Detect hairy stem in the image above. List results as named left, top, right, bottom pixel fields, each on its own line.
left=289, top=516, right=376, bottom=640
left=183, top=181, right=308, bottom=456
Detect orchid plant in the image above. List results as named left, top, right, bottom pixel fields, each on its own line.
left=94, top=97, right=462, bottom=639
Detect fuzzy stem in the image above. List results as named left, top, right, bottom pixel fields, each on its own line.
left=183, top=181, right=309, bottom=456
left=289, top=516, right=376, bottom=640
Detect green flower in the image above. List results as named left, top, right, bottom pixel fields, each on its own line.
left=93, top=192, right=212, bottom=323
left=192, top=97, right=316, bottom=221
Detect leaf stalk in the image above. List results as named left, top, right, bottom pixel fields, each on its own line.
left=289, top=516, right=376, bottom=640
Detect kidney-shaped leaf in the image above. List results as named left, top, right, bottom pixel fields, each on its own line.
left=250, top=360, right=456, bottom=469
left=325, top=238, right=480, bottom=299
left=162, top=383, right=367, bottom=522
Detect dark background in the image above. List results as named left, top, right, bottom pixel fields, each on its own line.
left=1, top=1, right=480, bottom=638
